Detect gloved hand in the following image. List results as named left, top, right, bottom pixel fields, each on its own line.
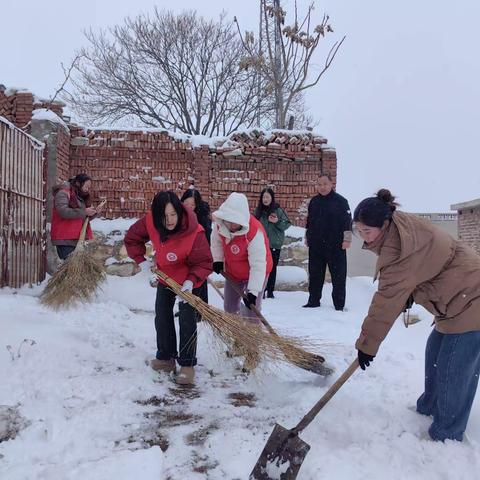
left=181, top=280, right=193, bottom=293
left=358, top=350, right=375, bottom=370
left=243, top=292, right=257, bottom=310
left=213, top=261, right=224, bottom=274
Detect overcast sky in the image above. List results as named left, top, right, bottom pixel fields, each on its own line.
left=2, top=0, right=479, bottom=212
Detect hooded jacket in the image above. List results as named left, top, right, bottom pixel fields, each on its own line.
left=124, top=205, right=212, bottom=287
left=356, top=211, right=480, bottom=356
left=211, top=193, right=272, bottom=295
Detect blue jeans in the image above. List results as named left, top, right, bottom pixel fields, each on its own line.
left=416, top=329, right=480, bottom=441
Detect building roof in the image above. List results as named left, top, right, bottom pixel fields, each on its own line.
left=451, top=198, right=480, bottom=211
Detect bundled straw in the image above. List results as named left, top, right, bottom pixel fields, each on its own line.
left=156, top=269, right=324, bottom=372
left=40, top=217, right=106, bottom=310
left=212, top=275, right=332, bottom=376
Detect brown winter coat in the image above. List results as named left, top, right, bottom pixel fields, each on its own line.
left=355, top=211, right=480, bottom=356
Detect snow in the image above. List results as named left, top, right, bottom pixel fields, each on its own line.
left=31, top=108, right=68, bottom=130
left=285, top=225, right=306, bottom=239
left=1, top=273, right=479, bottom=479
left=90, top=218, right=138, bottom=235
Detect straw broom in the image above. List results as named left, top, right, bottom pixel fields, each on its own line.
left=212, top=273, right=333, bottom=376
left=155, top=269, right=323, bottom=371
left=41, top=206, right=106, bottom=310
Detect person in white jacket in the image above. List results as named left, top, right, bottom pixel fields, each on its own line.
left=211, top=192, right=273, bottom=321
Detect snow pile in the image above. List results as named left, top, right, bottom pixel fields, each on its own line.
left=285, top=225, right=306, bottom=240
left=31, top=108, right=68, bottom=130
left=90, top=218, right=138, bottom=236
left=0, top=274, right=478, bottom=479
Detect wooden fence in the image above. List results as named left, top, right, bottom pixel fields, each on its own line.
left=0, top=117, right=46, bottom=288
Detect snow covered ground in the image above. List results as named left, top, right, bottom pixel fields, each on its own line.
left=1, top=271, right=479, bottom=479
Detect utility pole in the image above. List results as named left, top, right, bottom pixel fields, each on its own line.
left=273, top=0, right=284, bottom=128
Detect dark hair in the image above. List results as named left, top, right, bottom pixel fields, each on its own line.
left=254, top=187, right=279, bottom=218
left=151, top=190, right=184, bottom=241
left=353, top=189, right=399, bottom=227
left=319, top=172, right=332, bottom=181
left=181, top=188, right=211, bottom=218
left=69, top=173, right=92, bottom=204
left=69, top=173, right=91, bottom=189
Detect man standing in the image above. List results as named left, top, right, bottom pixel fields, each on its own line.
left=303, top=173, right=352, bottom=311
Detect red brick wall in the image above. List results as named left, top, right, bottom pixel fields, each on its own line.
left=69, top=128, right=336, bottom=225
left=457, top=207, right=480, bottom=255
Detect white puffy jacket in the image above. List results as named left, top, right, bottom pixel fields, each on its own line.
left=211, top=192, right=267, bottom=295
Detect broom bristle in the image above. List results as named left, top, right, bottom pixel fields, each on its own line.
left=155, top=270, right=328, bottom=372
left=41, top=248, right=106, bottom=310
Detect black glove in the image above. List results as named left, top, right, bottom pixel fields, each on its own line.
left=213, top=261, right=224, bottom=274
left=358, top=350, right=375, bottom=370
left=243, top=292, right=257, bottom=310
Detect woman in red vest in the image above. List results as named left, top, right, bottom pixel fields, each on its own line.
left=124, top=191, right=212, bottom=385
left=211, top=192, right=273, bottom=317
left=50, top=173, right=98, bottom=259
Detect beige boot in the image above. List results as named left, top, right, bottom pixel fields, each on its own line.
left=150, top=358, right=176, bottom=374
left=175, top=366, right=195, bottom=385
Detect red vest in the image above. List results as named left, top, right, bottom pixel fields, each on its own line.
left=221, top=215, right=273, bottom=282
left=50, top=189, right=93, bottom=241
left=146, top=211, right=204, bottom=288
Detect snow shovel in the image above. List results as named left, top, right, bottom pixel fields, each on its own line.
left=250, top=359, right=359, bottom=480
left=220, top=272, right=332, bottom=376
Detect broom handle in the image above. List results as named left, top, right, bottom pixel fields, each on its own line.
left=207, top=277, right=224, bottom=300
left=292, top=359, right=359, bottom=434
left=78, top=218, right=90, bottom=243
left=78, top=199, right=107, bottom=243
left=220, top=271, right=278, bottom=337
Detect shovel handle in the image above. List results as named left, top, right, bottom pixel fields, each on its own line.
left=293, top=359, right=359, bottom=434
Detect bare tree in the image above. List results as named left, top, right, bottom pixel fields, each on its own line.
left=236, top=0, right=345, bottom=129
left=65, top=10, right=269, bottom=135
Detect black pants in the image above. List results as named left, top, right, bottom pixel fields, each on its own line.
left=155, top=283, right=198, bottom=366
left=56, top=245, right=76, bottom=260
left=266, top=248, right=281, bottom=295
left=307, top=246, right=347, bottom=310
left=194, top=280, right=208, bottom=322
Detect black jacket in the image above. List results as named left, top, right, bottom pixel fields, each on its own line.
left=196, top=201, right=212, bottom=244
left=306, top=191, right=352, bottom=248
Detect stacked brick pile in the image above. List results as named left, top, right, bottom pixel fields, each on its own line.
left=68, top=127, right=336, bottom=224
left=0, top=87, right=64, bottom=128
left=0, top=89, right=14, bottom=123
left=0, top=90, right=33, bottom=127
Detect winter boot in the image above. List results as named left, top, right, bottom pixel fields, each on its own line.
left=175, top=366, right=195, bottom=385
left=267, top=291, right=275, bottom=299
left=302, top=301, right=320, bottom=308
left=150, top=358, right=176, bottom=374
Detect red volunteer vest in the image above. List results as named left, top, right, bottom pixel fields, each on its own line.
left=50, top=188, right=93, bottom=241
left=146, top=211, right=204, bottom=287
left=221, top=215, right=273, bottom=283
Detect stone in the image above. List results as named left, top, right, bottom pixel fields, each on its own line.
left=105, top=262, right=138, bottom=277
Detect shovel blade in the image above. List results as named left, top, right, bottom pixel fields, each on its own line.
left=250, top=424, right=310, bottom=480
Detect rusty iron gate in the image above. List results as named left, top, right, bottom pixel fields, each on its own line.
left=0, top=117, right=46, bottom=288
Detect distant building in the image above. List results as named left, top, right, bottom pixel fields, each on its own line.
left=451, top=198, right=480, bottom=255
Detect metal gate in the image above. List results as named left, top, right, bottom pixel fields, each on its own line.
left=0, top=117, right=46, bottom=288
